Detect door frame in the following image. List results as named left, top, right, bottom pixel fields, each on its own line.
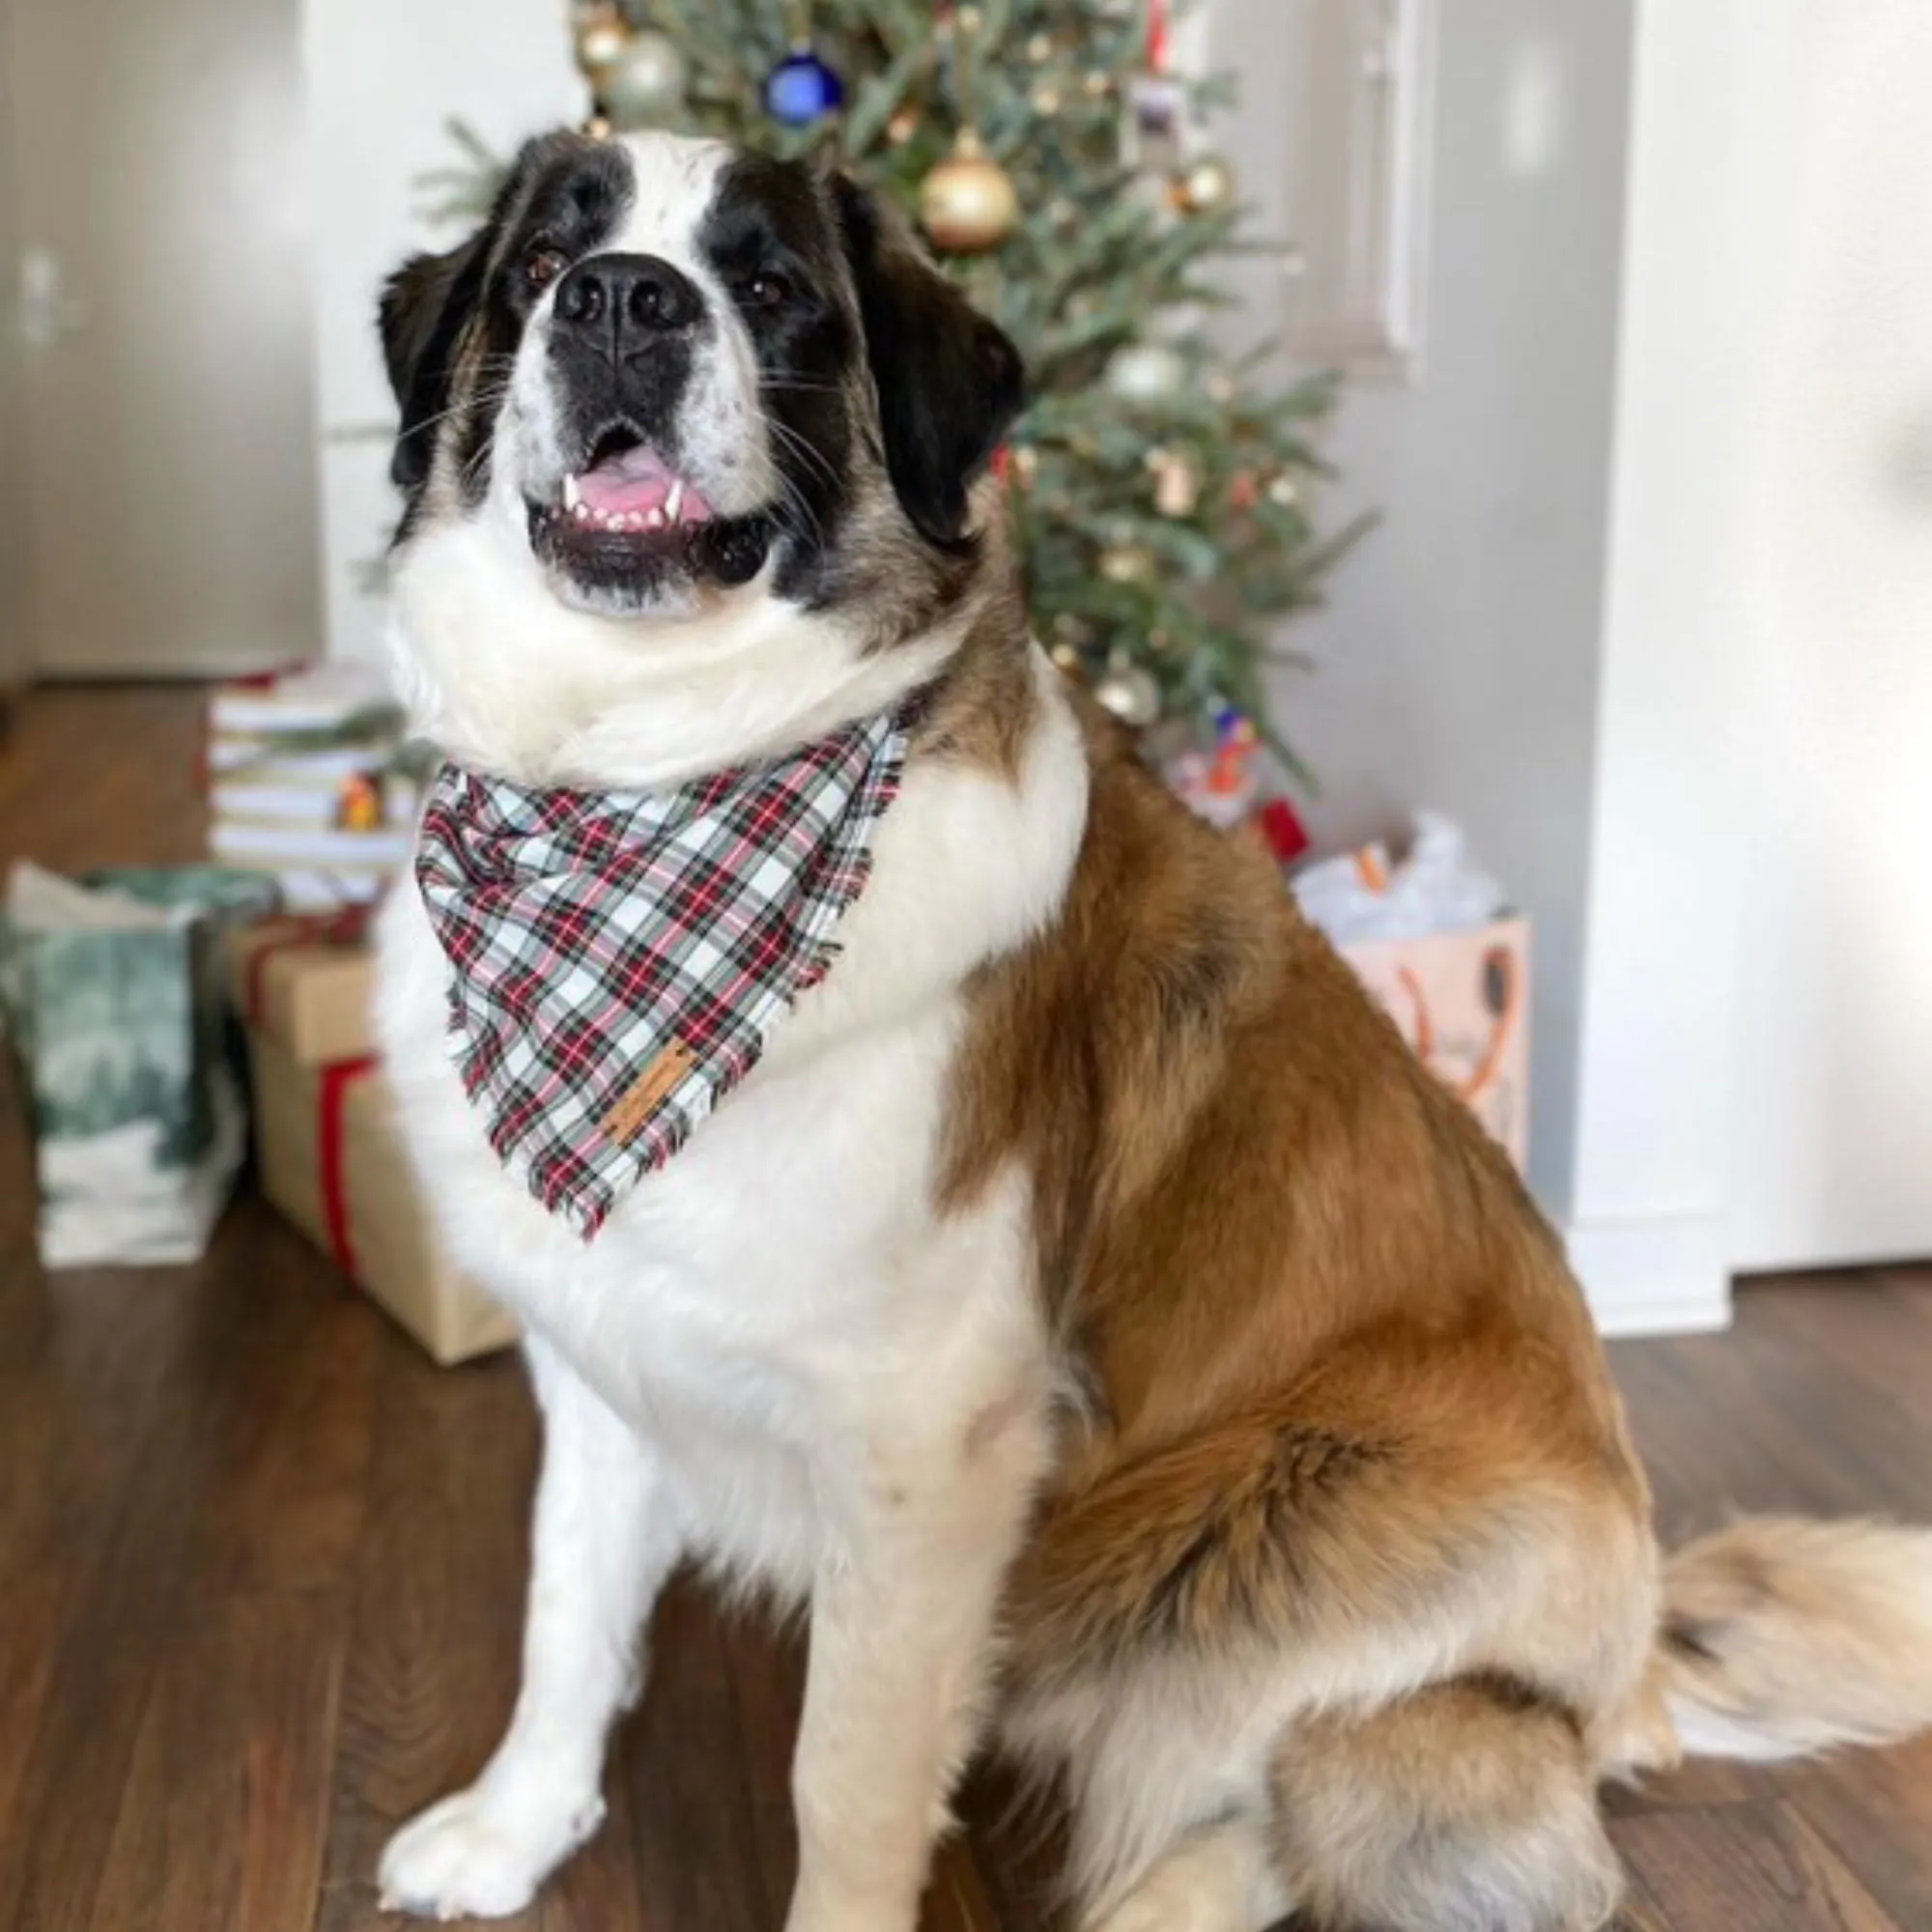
left=0, top=0, right=37, bottom=692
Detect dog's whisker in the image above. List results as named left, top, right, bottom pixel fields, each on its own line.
left=765, top=417, right=840, bottom=490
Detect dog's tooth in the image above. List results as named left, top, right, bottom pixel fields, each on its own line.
left=666, top=479, right=685, bottom=524
left=573, top=502, right=592, bottom=525
left=563, top=474, right=581, bottom=511
left=644, top=505, right=668, bottom=532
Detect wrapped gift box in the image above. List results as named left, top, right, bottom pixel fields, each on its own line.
left=1338, top=917, right=1531, bottom=1172
left=228, top=915, right=516, bottom=1365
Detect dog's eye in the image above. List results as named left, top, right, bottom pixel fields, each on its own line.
left=526, top=246, right=570, bottom=292
left=744, top=272, right=792, bottom=312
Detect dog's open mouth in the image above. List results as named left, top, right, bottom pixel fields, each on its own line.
left=528, top=427, right=772, bottom=601
left=563, top=430, right=716, bottom=537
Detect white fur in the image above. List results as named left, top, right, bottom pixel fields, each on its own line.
left=378, top=451, right=1090, bottom=1927
left=378, top=126, right=1102, bottom=1929
left=497, top=132, right=778, bottom=624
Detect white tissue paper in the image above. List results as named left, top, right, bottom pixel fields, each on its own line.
left=1292, top=812, right=1506, bottom=945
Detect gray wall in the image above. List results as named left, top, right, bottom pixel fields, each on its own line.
left=1214, top=0, right=1636, bottom=1216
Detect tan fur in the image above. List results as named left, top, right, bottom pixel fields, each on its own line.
left=1645, top=1517, right=1932, bottom=1762
left=923, top=655, right=1932, bottom=1928
left=1271, top=1677, right=1621, bottom=1932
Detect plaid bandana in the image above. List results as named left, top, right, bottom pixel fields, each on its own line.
left=414, top=704, right=913, bottom=1239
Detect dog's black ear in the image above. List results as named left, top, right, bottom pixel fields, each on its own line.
left=378, top=230, right=490, bottom=497
left=832, top=175, right=1025, bottom=548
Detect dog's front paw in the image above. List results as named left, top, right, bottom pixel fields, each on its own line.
left=378, top=1782, right=605, bottom=1920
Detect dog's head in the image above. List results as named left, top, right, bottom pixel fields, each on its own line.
left=380, top=130, right=1022, bottom=628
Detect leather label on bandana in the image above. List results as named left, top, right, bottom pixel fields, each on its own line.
left=601, top=1039, right=696, bottom=1145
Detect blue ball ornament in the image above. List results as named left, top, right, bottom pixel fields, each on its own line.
left=764, top=44, right=844, bottom=126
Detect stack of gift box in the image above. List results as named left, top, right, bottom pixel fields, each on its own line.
left=205, top=664, right=420, bottom=911
left=227, top=913, right=517, bottom=1365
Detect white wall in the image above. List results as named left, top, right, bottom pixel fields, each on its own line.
left=1220, top=0, right=1637, bottom=1222
left=1561, top=0, right=1813, bottom=1330
left=301, top=0, right=580, bottom=664
left=1618, top=1, right=1932, bottom=1280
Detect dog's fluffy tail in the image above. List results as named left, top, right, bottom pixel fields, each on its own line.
left=1620, top=1517, right=1932, bottom=1769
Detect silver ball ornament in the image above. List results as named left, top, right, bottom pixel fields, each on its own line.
left=600, top=30, right=687, bottom=121
left=1105, top=341, right=1187, bottom=404
left=1094, top=656, right=1163, bottom=728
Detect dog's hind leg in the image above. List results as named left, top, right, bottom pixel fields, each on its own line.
left=1267, top=1676, right=1622, bottom=1932
left=379, top=1336, right=685, bottom=1920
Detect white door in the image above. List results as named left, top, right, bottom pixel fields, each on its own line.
left=3, top=0, right=321, bottom=675
left=1727, top=5, right=1932, bottom=1271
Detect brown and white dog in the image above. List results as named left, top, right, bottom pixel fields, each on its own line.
left=370, top=129, right=1932, bottom=1932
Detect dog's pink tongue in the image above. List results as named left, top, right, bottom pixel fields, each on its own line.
left=575, top=444, right=711, bottom=522
left=578, top=444, right=673, bottom=517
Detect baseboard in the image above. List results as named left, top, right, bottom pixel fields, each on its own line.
left=1563, top=1212, right=1734, bottom=1337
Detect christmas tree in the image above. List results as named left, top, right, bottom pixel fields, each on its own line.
left=428, top=0, right=1367, bottom=781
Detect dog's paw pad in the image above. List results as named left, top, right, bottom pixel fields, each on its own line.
left=378, top=1785, right=604, bottom=1920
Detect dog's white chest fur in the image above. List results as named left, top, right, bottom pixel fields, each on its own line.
left=376, top=662, right=1087, bottom=1593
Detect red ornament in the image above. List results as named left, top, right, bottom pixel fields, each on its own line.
left=1147, top=0, right=1171, bottom=71
left=1255, top=796, right=1311, bottom=866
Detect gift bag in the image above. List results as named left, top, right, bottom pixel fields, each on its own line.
left=1293, top=816, right=1532, bottom=1171
left=0, top=863, right=279, bottom=1266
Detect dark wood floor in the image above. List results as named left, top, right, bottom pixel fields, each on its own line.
left=4, top=686, right=1930, bottom=1932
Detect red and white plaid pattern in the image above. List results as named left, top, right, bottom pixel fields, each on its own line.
left=414, top=703, right=913, bottom=1239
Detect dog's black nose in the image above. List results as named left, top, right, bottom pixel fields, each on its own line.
left=553, top=253, right=702, bottom=336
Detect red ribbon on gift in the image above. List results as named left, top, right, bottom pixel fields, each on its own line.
left=318, top=1054, right=377, bottom=1278
left=242, top=903, right=374, bottom=1029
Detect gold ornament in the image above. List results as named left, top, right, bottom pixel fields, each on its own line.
left=955, top=4, right=983, bottom=32
left=1150, top=449, right=1200, bottom=518
left=1010, top=444, right=1040, bottom=488
left=1267, top=474, right=1301, bottom=508
left=887, top=105, right=921, bottom=146
left=1171, top=153, right=1237, bottom=215
left=584, top=114, right=613, bottom=142
left=1047, top=198, right=1077, bottom=229
left=574, top=8, right=631, bottom=78
left=921, top=132, right=1018, bottom=253
left=1031, top=83, right=1063, bottom=115
left=1094, top=653, right=1162, bottom=728
left=1083, top=70, right=1114, bottom=99
left=1098, top=542, right=1157, bottom=586
left=1049, top=641, right=1082, bottom=674
left=1027, top=31, right=1055, bottom=61
left=1206, top=370, right=1236, bottom=405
